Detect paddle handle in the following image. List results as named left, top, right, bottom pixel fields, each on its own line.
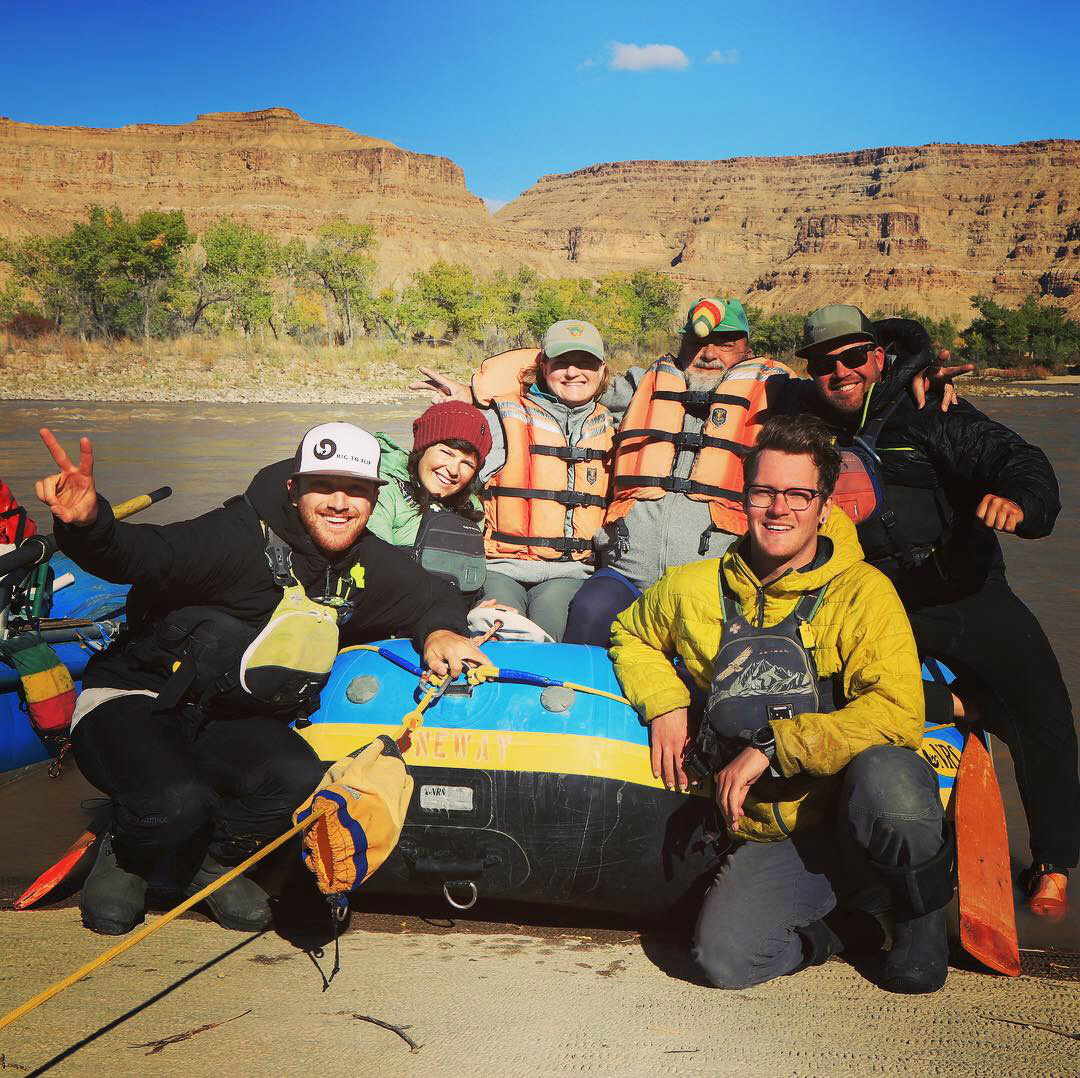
left=0, top=487, right=172, bottom=579
left=112, top=486, right=172, bottom=522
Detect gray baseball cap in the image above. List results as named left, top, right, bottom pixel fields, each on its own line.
left=795, top=305, right=877, bottom=358
left=541, top=319, right=605, bottom=363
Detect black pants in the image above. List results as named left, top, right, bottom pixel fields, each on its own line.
left=902, top=573, right=1079, bottom=868
left=71, top=694, right=326, bottom=863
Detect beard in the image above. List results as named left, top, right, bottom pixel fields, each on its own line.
left=684, top=367, right=727, bottom=391
left=297, top=500, right=367, bottom=554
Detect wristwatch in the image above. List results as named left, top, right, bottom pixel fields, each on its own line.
left=749, top=725, right=776, bottom=760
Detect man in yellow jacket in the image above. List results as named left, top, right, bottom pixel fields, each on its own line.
left=611, top=415, right=952, bottom=994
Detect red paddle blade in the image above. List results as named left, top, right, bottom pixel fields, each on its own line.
left=14, top=828, right=98, bottom=910
left=955, top=733, right=1020, bottom=976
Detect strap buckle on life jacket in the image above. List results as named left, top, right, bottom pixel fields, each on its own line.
left=530, top=445, right=607, bottom=463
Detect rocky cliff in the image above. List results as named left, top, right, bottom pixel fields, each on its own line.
left=497, top=141, right=1080, bottom=318
left=1, top=107, right=1077, bottom=317
left=0, top=107, right=529, bottom=284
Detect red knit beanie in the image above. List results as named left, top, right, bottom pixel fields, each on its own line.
left=412, top=401, right=493, bottom=462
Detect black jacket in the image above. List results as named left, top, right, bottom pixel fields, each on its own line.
left=55, top=458, right=469, bottom=695
left=794, top=319, right=1061, bottom=592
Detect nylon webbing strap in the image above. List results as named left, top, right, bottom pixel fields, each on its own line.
left=651, top=390, right=751, bottom=409
left=486, top=485, right=606, bottom=509
left=613, top=429, right=749, bottom=456
left=794, top=585, right=828, bottom=623
left=613, top=475, right=742, bottom=501
left=529, top=445, right=608, bottom=462
left=488, top=531, right=591, bottom=553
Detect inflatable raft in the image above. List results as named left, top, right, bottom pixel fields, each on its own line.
left=0, top=554, right=128, bottom=774
left=1, top=570, right=971, bottom=916
left=298, top=639, right=968, bottom=915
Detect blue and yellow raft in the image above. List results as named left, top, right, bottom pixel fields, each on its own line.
left=299, top=639, right=968, bottom=915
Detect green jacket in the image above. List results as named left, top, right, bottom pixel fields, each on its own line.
left=367, top=433, right=483, bottom=548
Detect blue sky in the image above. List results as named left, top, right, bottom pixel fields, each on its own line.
left=4, top=0, right=1078, bottom=208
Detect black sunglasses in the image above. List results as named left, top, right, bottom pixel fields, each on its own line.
left=806, top=343, right=876, bottom=376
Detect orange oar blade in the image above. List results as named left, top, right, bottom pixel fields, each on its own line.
left=14, top=828, right=98, bottom=910
left=955, top=733, right=1020, bottom=976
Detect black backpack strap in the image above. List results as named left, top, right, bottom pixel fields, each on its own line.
left=793, top=584, right=828, bottom=624
left=243, top=495, right=295, bottom=587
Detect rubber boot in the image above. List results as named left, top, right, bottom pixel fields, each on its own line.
left=870, top=829, right=954, bottom=995
left=182, top=853, right=272, bottom=932
left=881, top=908, right=948, bottom=994
left=80, top=832, right=150, bottom=935
left=1020, top=864, right=1069, bottom=922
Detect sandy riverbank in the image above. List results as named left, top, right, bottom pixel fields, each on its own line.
left=1, top=907, right=1078, bottom=1077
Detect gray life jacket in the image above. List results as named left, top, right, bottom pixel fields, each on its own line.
left=684, top=573, right=837, bottom=779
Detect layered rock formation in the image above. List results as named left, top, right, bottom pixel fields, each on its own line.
left=0, top=107, right=530, bottom=284
left=1, top=107, right=1077, bottom=317
left=498, top=141, right=1080, bottom=318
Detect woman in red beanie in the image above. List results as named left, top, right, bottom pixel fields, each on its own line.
left=368, top=401, right=492, bottom=594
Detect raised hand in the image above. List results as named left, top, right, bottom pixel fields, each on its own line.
left=912, top=349, right=976, bottom=412
left=35, top=428, right=99, bottom=527
left=406, top=365, right=472, bottom=405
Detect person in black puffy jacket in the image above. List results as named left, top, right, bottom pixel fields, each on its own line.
left=36, top=422, right=483, bottom=937
left=793, top=305, right=1076, bottom=920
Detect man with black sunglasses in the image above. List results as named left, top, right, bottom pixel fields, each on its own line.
left=797, top=304, right=1077, bottom=920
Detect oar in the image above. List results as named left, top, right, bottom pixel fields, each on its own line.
left=14, top=820, right=105, bottom=910
left=0, top=486, right=172, bottom=581
left=954, top=727, right=1020, bottom=976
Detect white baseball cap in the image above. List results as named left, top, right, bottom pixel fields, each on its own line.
left=292, top=422, right=388, bottom=485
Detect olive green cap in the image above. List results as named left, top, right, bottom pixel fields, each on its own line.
left=541, top=319, right=605, bottom=363
left=795, top=304, right=877, bottom=358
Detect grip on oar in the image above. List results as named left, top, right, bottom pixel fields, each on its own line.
left=111, top=485, right=172, bottom=522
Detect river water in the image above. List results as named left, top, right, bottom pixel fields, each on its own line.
left=3, top=391, right=1079, bottom=948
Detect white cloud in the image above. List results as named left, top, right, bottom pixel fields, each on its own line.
left=706, top=48, right=739, bottom=65
left=579, top=58, right=595, bottom=69
left=483, top=198, right=508, bottom=214
left=610, top=42, right=690, bottom=72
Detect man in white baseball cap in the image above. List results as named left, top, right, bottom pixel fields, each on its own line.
left=35, top=420, right=483, bottom=939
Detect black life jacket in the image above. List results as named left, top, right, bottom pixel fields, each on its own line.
left=833, top=384, right=950, bottom=572
left=685, top=576, right=837, bottom=779
left=412, top=508, right=487, bottom=596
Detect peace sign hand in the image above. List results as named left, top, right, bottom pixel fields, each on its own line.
left=406, top=365, right=472, bottom=405
left=35, top=427, right=99, bottom=527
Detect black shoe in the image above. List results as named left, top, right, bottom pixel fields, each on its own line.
left=80, top=833, right=149, bottom=935
left=881, top=909, right=948, bottom=994
left=182, top=853, right=272, bottom=932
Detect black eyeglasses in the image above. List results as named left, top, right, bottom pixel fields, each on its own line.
left=746, top=486, right=822, bottom=512
left=806, top=343, right=875, bottom=377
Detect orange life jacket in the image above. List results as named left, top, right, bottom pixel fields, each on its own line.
left=607, top=356, right=792, bottom=536
left=483, top=392, right=616, bottom=561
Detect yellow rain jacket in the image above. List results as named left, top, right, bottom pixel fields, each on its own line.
left=610, top=510, right=924, bottom=842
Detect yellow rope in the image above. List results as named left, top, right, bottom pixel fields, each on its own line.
left=562, top=681, right=632, bottom=706
left=923, top=723, right=960, bottom=734
left=0, top=807, right=328, bottom=1034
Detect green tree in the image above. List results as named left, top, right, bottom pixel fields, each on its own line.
left=409, top=261, right=486, bottom=340
left=185, top=219, right=278, bottom=336
left=308, top=219, right=376, bottom=344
